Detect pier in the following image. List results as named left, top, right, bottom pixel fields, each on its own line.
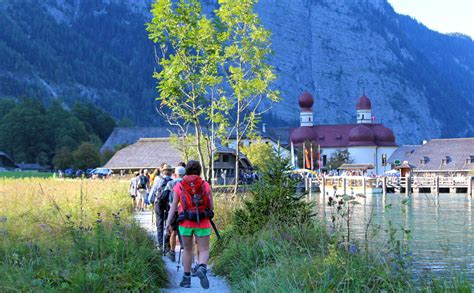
left=312, top=175, right=473, bottom=196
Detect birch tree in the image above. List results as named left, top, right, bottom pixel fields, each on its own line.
left=216, top=0, right=280, bottom=192
left=147, top=0, right=221, bottom=180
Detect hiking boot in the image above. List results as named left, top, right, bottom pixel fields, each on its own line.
left=167, top=250, right=176, bottom=262
left=180, top=275, right=191, bottom=288
left=195, top=265, right=210, bottom=289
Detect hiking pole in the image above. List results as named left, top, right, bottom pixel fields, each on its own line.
left=210, top=219, right=222, bottom=241
left=176, top=227, right=184, bottom=272
left=162, top=210, right=167, bottom=256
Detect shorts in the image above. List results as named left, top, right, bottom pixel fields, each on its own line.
left=179, top=226, right=211, bottom=237
left=137, top=189, right=147, bottom=201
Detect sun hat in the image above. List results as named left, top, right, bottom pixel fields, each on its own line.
left=160, top=164, right=173, bottom=171
left=175, top=166, right=185, bottom=176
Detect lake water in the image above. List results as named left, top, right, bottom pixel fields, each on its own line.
left=311, top=192, right=474, bottom=278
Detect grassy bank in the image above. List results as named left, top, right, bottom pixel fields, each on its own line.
left=0, top=171, right=54, bottom=179
left=210, top=157, right=472, bottom=291
left=0, top=178, right=167, bottom=291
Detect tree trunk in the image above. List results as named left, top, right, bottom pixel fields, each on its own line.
left=194, top=123, right=208, bottom=181
left=233, top=104, right=240, bottom=194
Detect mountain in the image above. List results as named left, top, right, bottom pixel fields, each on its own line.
left=0, top=0, right=473, bottom=143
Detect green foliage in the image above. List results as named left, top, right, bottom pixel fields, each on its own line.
left=327, top=149, right=353, bottom=171
left=0, top=1, right=157, bottom=124
left=0, top=98, right=52, bottom=164
left=147, top=0, right=222, bottom=178
left=213, top=223, right=422, bottom=291
left=147, top=0, right=280, bottom=182
left=72, top=102, right=116, bottom=142
left=0, top=96, right=115, bottom=168
left=232, top=154, right=313, bottom=236
left=240, top=140, right=276, bottom=172
left=72, top=143, right=101, bottom=170
left=0, top=98, right=16, bottom=119
left=53, top=147, right=74, bottom=170
left=169, top=134, right=212, bottom=163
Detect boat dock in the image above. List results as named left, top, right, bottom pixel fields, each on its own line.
left=310, top=175, right=473, bottom=196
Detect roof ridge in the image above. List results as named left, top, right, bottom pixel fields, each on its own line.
left=430, top=137, right=474, bottom=141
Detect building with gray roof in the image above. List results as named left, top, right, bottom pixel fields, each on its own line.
left=408, top=138, right=474, bottom=174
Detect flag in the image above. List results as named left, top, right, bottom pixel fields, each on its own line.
left=372, top=116, right=376, bottom=122
left=310, top=143, right=314, bottom=170
left=304, top=143, right=310, bottom=169
left=318, top=144, right=321, bottom=170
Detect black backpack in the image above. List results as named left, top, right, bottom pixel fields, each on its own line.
left=138, top=175, right=147, bottom=189
left=158, top=177, right=173, bottom=209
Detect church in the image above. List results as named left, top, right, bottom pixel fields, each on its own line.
left=289, top=92, right=398, bottom=175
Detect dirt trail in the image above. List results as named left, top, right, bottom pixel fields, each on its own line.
left=134, top=211, right=232, bottom=292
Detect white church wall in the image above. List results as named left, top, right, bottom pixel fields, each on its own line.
left=347, top=146, right=377, bottom=174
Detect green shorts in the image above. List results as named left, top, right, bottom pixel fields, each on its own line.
left=179, top=226, right=211, bottom=237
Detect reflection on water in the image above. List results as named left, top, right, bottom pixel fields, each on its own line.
left=311, top=192, right=474, bottom=277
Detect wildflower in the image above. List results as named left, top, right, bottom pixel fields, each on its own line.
left=66, top=214, right=72, bottom=220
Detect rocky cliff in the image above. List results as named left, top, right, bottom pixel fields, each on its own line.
left=1, top=0, right=473, bottom=143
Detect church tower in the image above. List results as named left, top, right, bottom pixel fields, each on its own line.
left=299, top=91, right=314, bottom=127
left=356, top=95, right=372, bottom=124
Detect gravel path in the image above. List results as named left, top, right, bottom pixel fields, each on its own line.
left=134, top=211, right=232, bottom=292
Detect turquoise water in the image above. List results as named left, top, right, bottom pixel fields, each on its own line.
left=313, top=192, right=474, bottom=277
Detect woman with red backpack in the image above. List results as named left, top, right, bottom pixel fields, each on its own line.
left=166, top=160, right=213, bottom=289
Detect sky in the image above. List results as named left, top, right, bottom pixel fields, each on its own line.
left=387, top=0, right=474, bottom=38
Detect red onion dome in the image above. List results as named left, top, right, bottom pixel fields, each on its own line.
left=298, top=91, right=314, bottom=109
left=290, top=127, right=316, bottom=144
left=374, top=126, right=395, bottom=142
left=356, top=95, right=372, bottom=110
left=348, top=125, right=375, bottom=146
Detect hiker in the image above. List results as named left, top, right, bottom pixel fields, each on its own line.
left=151, top=164, right=174, bottom=252
left=164, top=165, right=186, bottom=262
left=137, top=169, right=150, bottom=212
left=129, top=171, right=139, bottom=210
left=150, top=168, right=159, bottom=184
left=166, top=160, right=214, bottom=289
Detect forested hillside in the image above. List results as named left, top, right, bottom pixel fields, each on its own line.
left=0, top=0, right=473, bottom=145
left=0, top=96, right=116, bottom=168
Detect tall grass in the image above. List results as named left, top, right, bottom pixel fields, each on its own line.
left=0, top=178, right=167, bottom=291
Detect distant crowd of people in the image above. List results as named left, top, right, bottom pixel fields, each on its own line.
left=128, top=161, right=214, bottom=289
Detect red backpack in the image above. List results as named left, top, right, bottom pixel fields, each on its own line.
left=178, top=176, right=213, bottom=224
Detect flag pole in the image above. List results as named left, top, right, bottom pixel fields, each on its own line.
left=318, top=144, right=321, bottom=174
left=302, top=142, right=305, bottom=170
left=290, top=140, right=295, bottom=168
left=310, top=142, right=314, bottom=171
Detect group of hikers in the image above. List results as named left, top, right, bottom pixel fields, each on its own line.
left=129, top=161, right=215, bottom=289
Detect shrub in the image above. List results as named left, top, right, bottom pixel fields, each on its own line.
left=231, top=153, right=314, bottom=237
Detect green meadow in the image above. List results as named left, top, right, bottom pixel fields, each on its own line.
left=0, top=178, right=167, bottom=291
